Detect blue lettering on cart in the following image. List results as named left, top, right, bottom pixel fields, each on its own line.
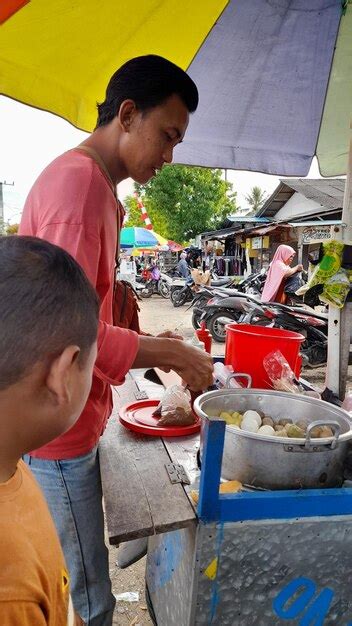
left=299, top=588, right=334, bottom=626
left=273, top=577, right=335, bottom=624
left=273, top=577, right=316, bottom=619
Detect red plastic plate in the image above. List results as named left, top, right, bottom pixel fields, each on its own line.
left=119, top=399, right=201, bottom=437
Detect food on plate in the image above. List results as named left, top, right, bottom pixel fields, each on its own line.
left=158, top=406, right=195, bottom=426
left=154, top=384, right=195, bottom=427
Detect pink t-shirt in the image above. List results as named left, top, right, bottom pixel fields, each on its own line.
left=19, top=149, right=139, bottom=459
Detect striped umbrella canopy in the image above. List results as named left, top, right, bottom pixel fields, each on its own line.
left=1, top=0, right=351, bottom=177
left=0, top=0, right=226, bottom=131
left=120, top=227, right=168, bottom=249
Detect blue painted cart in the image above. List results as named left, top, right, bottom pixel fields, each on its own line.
left=146, top=416, right=352, bottom=625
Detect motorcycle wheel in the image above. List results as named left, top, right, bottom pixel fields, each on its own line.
left=171, top=287, right=187, bottom=307
left=208, top=311, right=240, bottom=343
left=159, top=280, right=171, bottom=299
left=173, top=290, right=189, bottom=307
left=140, top=282, right=153, bottom=298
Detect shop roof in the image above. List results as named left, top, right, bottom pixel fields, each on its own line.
left=257, top=178, right=345, bottom=219
left=201, top=215, right=270, bottom=239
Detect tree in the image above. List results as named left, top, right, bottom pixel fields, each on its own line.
left=245, top=186, right=268, bottom=213
left=134, top=165, right=237, bottom=242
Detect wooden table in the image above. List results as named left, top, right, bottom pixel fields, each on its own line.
left=99, top=374, right=198, bottom=545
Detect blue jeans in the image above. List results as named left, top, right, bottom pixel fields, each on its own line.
left=23, top=447, right=115, bottom=626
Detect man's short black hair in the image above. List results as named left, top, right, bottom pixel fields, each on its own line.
left=0, top=236, right=99, bottom=391
left=96, top=54, right=198, bottom=128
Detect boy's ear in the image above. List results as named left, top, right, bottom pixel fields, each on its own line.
left=118, top=99, right=137, bottom=132
left=45, top=346, right=81, bottom=406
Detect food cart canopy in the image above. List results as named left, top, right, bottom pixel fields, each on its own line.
left=1, top=1, right=351, bottom=177
left=175, top=0, right=352, bottom=178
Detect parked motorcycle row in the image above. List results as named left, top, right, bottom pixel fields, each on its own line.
left=133, top=263, right=328, bottom=368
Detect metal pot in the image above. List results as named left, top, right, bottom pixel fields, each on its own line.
left=194, top=388, right=352, bottom=490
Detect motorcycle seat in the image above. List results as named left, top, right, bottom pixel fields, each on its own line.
left=210, top=278, right=231, bottom=287
left=269, top=301, right=328, bottom=321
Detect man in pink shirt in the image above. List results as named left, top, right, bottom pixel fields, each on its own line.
left=20, top=55, right=213, bottom=625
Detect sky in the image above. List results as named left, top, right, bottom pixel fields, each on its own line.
left=0, top=95, right=319, bottom=225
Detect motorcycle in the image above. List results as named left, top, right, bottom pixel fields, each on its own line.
left=136, top=267, right=170, bottom=299
left=170, top=273, right=234, bottom=308
left=188, top=270, right=267, bottom=330
left=240, top=299, right=328, bottom=368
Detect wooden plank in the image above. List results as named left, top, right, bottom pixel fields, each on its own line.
left=99, top=381, right=196, bottom=545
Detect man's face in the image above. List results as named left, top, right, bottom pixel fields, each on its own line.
left=121, top=94, right=189, bottom=184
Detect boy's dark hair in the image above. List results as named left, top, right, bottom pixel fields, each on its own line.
left=96, top=54, right=198, bottom=127
left=0, top=236, right=99, bottom=391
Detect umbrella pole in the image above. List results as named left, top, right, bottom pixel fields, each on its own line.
left=325, top=121, right=352, bottom=399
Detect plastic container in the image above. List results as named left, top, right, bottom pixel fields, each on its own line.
left=225, top=324, right=305, bottom=389
left=196, top=321, right=212, bottom=353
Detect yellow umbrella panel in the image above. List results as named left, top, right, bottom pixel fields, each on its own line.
left=0, top=0, right=227, bottom=131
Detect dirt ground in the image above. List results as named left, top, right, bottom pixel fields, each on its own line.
left=108, top=295, right=351, bottom=624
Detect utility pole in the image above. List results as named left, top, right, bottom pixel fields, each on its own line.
left=0, top=181, right=14, bottom=234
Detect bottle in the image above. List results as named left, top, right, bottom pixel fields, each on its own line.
left=195, top=321, right=212, bottom=354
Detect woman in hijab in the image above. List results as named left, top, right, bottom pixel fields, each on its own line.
left=261, top=245, right=303, bottom=303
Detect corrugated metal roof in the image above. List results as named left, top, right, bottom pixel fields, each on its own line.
left=257, top=178, right=345, bottom=218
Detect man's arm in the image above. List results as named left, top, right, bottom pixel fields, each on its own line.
left=132, top=336, right=213, bottom=391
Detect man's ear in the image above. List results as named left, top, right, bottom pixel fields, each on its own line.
left=45, top=346, right=81, bottom=406
left=118, top=99, right=138, bottom=132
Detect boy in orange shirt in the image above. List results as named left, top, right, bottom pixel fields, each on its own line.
left=0, top=236, right=99, bottom=625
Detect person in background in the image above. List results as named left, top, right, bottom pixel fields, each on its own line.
left=0, top=235, right=99, bottom=626
left=19, top=54, right=213, bottom=625
left=177, top=251, right=190, bottom=278
left=261, top=244, right=303, bottom=303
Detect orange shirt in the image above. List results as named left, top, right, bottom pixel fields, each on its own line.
left=0, top=461, right=75, bottom=625
left=19, top=149, right=139, bottom=459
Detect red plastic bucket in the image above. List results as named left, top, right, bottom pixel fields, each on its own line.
left=225, top=324, right=305, bottom=389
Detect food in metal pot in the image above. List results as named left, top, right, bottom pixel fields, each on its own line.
left=243, top=410, right=261, bottom=426
left=286, top=424, right=305, bottom=438
left=296, top=419, right=309, bottom=432
left=241, top=417, right=259, bottom=433
left=278, top=418, right=293, bottom=427
left=310, top=425, right=323, bottom=438
left=257, top=425, right=275, bottom=436
left=262, top=416, right=274, bottom=427
left=217, top=408, right=336, bottom=441
left=319, top=426, right=334, bottom=438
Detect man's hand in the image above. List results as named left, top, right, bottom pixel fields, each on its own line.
left=171, top=341, right=214, bottom=390
left=157, top=330, right=183, bottom=340
left=133, top=336, right=214, bottom=391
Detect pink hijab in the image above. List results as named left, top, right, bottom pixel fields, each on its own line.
left=261, top=245, right=295, bottom=302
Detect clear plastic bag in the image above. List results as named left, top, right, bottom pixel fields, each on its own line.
left=154, top=385, right=195, bottom=426
left=263, top=350, right=298, bottom=393
left=263, top=350, right=320, bottom=398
